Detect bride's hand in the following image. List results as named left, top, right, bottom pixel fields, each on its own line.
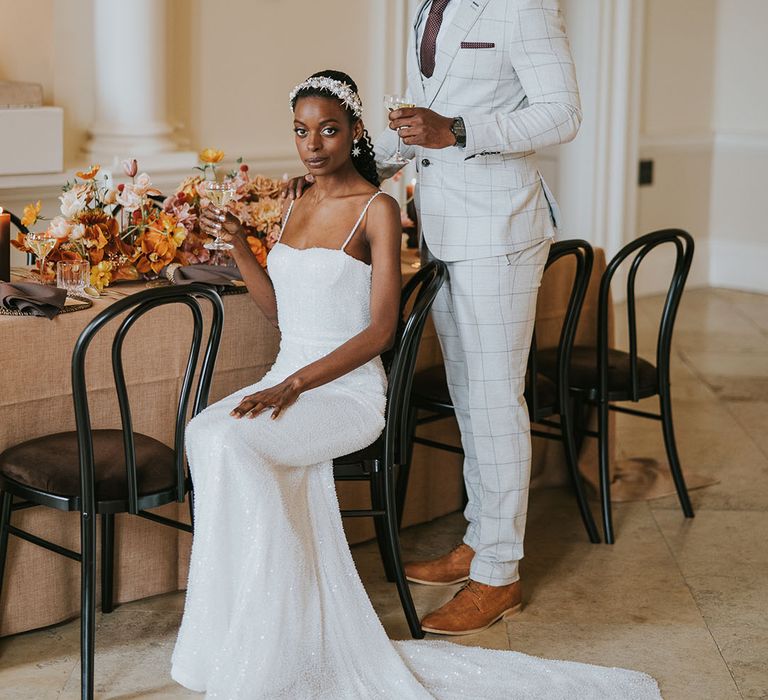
left=230, top=378, right=302, bottom=420
left=199, top=204, right=245, bottom=244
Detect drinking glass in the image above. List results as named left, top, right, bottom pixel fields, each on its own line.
left=56, top=260, right=90, bottom=295
left=203, top=179, right=236, bottom=251
left=26, top=230, right=57, bottom=284
left=384, top=94, right=416, bottom=165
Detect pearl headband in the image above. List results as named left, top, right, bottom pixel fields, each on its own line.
left=289, top=76, right=364, bottom=119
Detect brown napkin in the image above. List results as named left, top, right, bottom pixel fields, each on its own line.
left=169, top=264, right=243, bottom=287
left=0, top=282, right=67, bottom=319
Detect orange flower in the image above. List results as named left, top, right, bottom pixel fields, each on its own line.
left=248, top=176, right=282, bottom=199
left=156, top=211, right=187, bottom=247
left=21, top=200, right=42, bottom=228
left=247, top=235, right=268, bottom=268
left=134, top=214, right=186, bottom=276
left=76, top=164, right=101, bottom=180
left=199, top=148, right=224, bottom=164
left=111, top=264, right=140, bottom=283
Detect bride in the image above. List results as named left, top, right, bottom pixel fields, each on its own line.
left=171, top=70, right=661, bottom=699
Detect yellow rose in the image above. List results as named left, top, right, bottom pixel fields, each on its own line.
left=199, top=148, right=225, bottom=164
left=90, top=260, right=113, bottom=291
left=21, top=200, right=42, bottom=228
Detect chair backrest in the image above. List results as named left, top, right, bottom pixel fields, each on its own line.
left=598, top=229, right=694, bottom=401
left=383, top=260, right=447, bottom=467
left=527, top=239, right=594, bottom=417
left=71, top=284, right=224, bottom=516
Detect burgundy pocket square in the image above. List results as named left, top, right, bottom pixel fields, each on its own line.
left=461, top=41, right=495, bottom=49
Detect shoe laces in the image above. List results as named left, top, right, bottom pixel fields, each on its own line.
left=456, top=580, right=485, bottom=611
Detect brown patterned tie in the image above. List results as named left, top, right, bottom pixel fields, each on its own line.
left=420, top=0, right=452, bottom=78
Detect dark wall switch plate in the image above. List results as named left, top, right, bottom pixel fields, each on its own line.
left=639, top=160, right=654, bottom=186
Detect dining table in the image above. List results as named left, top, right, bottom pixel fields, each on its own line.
left=0, top=245, right=610, bottom=638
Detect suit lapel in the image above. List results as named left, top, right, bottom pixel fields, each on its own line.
left=408, top=0, right=431, bottom=105
left=424, top=0, right=490, bottom=107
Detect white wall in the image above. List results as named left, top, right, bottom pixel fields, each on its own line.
left=637, top=0, right=768, bottom=293
left=707, top=0, right=768, bottom=291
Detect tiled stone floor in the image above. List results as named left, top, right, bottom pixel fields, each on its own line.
left=1, top=288, right=766, bottom=699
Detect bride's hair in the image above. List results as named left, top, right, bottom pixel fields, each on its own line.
left=291, top=69, right=380, bottom=188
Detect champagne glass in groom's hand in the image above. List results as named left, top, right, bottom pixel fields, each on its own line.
left=384, top=94, right=415, bottom=165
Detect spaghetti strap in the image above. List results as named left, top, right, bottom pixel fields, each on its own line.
left=278, top=200, right=295, bottom=242
left=341, top=191, right=384, bottom=251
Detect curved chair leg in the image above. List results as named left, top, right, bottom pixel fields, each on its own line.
left=659, top=387, right=694, bottom=518
left=100, top=513, right=115, bottom=614
left=395, top=406, right=418, bottom=529
left=597, top=400, right=614, bottom=544
left=370, top=463, right=396, bottom=583
left=382, top=460, right=424, bottom=639
left=560, top=402, right=600, bottom=543
left=81, top=512, right=98, bottom=700
left=0, top=491, right=12, bottom=604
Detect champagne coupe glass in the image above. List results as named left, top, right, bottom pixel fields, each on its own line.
left=26, top=230, right=57, bottom=284
left=203, top=179, right=236, bottom=251
left=384, top=94, right=416, bottom=165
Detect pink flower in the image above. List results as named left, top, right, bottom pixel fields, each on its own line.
left=122, top=159, right=138, bottom=178
left=116, top=184, right=142, bottom=212
left=134, top=173, right=153, bottom=195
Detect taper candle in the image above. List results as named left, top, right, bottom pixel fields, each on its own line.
left=0, top=207, right=11, bottom=282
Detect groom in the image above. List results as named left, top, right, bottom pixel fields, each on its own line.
left=376, top=0, right=581, bottom=635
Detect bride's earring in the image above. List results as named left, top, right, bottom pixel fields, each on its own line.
left=352, top=139, right=361, bottom=159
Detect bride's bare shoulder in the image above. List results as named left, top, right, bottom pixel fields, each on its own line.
left=365, top=192, right=401, bottom=242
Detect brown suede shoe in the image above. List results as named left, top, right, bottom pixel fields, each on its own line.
left=405, top=543, right=474, bottom=586
left=420, top=579, right=522, bottom=635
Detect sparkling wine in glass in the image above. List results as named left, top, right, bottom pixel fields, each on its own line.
left=26, top=231, right=57, bottom=284
left=203, top=179, right=236, bottom=251
left=384, top=95, right=416, bottom=166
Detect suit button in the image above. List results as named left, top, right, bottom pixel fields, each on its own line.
left=421, top=158, right=431, bottom=167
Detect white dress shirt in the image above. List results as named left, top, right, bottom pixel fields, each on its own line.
left=416, top=0, right=461, bottom=75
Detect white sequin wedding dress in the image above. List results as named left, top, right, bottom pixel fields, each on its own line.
left=171, top=193, right=662, bottom=699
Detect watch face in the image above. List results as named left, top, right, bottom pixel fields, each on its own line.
left=451, top=118, right=466, bottom=145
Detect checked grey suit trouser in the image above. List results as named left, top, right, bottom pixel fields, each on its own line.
left=425, top=238, right=551, bottom=586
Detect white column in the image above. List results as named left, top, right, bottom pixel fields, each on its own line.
left=84, top=0, right=182, bottom=164
left=556, top=0, right=645, bottom=259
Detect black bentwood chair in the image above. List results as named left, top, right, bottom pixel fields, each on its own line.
left=333, top=260, right=447, bottom=641
left=404, top=240, right=601, bottom=544
left=537, top=229, right=695, bottom=544
left=0, top=285, right=224, bottom=700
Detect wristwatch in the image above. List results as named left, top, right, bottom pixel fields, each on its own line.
left=450, top=116, right=466, bottom=148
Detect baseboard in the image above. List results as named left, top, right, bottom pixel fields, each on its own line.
left=709, top=239, right=768, bottom=293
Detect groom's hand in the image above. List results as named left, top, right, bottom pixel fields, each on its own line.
left=389, top=108, right=456, bottom=149
left=282, top=174, right=315, bottom=200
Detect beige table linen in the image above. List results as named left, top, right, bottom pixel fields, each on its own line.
left=0, top=250, right=608, bottom=637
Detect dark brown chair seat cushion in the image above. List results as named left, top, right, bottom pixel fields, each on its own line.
left=537, top=346, right=658, bottom=400
left=412, top=365, right=558, bottom=417
left=0, top=430, right=176, bottom=502
left=527, top=373, right=558, bottom=417
left=333, top=435, right=382, bottom=478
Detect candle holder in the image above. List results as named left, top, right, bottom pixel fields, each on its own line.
left=0, top=207, right=10, bottom=282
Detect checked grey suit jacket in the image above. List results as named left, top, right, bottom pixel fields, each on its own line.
left=375, top=0, right=582, bottom=262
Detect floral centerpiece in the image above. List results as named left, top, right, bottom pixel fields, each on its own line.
left=164, top=149, right=284, bottom=270
left=13, top=150, right=284, bottom=290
